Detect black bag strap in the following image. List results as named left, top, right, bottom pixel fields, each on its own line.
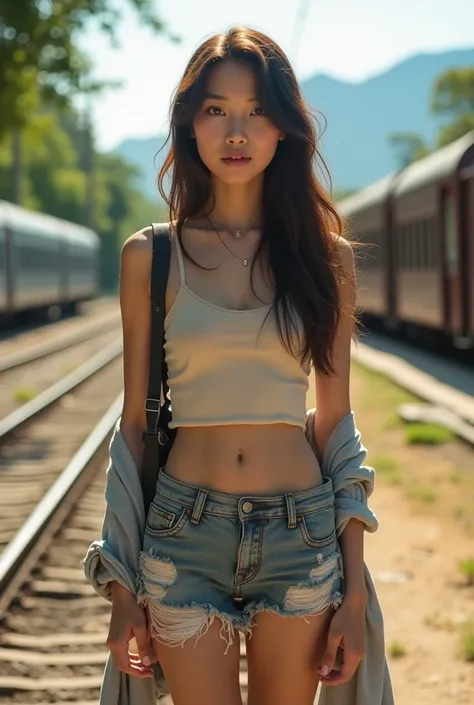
left=141, top=222, right=171, bottom=514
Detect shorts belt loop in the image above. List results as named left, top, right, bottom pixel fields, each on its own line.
left=285, top=493, right=297, bottom=529
left=191, top=489, right=208, bottom=525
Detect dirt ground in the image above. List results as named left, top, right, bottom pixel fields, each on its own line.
left=314, top=361, right=474, bottom=705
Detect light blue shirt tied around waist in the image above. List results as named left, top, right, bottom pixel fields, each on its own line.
left=83, top=409, right=395, bottom=705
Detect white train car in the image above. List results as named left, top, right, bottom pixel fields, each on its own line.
left=0, top=200, right=100, bottom=317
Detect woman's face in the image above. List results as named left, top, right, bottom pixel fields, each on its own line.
left=192, top=59, right=284, bottom=185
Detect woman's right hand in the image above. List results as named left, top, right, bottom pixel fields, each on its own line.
left=106, top=582, right=154, bottom=678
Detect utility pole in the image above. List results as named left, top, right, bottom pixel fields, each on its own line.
left=83, top=93, right=95, bottom=230
left=291, top=0, right=312, bottom=64
left=11, top=127, right=22, bottom=205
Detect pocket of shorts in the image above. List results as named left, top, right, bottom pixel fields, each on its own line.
left=146, top=494, right=190, bottom=537
left=297, top=503, right=337, bottom=548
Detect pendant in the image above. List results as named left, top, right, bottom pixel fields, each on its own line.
left=243, top=259, right=248, bottom=266
left=235, top=230, right=241, bottom=239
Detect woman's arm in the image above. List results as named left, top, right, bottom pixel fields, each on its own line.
left=119, top=227, right=153, bottom=473
left=313, top=236, right=366, bottom=599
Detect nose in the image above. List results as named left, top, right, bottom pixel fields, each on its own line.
left=226, top=123, right=248, bottom=146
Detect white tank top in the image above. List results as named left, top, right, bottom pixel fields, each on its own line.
left=164, top=234, right=311, bottom=429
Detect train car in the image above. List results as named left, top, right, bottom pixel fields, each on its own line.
left=391, top=130, right=474, bottom=347
left=338, top=173, right=398, bottom=326
left=338, top=130, right=474, bottom=348
left=0, top=200, right=101, bottom=319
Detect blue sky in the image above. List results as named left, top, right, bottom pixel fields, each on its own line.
left=78, top=0, right=474, bottom=151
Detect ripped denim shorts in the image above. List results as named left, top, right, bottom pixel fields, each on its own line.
left=137, top=468, right=345, bottom=653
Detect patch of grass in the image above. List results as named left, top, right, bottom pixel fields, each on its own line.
left=450, top=469, right=463, bottom=484
left=404, top=423, right=455, bottom=446
left=384, top=413, right=404, bottom=430
left=354, top=362, right=419, bottom=407
left=388, top=640, right=406, bottom=658
left=405, top=483, right=437, bottom=503
left=424, top=612, right=458, bottom=632
left=371, top=455, right=398, bottom=472
left=369, top=456, right=403, bottom=485
left=458, top=621, right=474, bottom=662
left=13, top=387, right=37, bottom=403
left=458, top=557, right=474, bottom=586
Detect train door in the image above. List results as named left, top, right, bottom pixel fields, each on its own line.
left=440, top=184, right=466, bottom=343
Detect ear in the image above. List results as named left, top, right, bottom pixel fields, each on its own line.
left=190, top=126, right=196, bottom=139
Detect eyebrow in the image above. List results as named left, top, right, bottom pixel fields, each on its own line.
left=203, top=93, right=259, bottom=102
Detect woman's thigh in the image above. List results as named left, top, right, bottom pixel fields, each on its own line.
left=245, top=606, right=334, bottom=705
left=151, top=621, right=242, bottom=705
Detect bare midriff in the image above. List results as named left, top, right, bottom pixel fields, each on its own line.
left=165, top=423, right=323, bottom=495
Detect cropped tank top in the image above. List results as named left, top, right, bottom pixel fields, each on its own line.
left=164, top=235, right=311, bottom=429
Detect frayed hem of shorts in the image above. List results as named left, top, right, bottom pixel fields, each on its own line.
left=242, top=589, right=344, bottom=634
left=136, top=551, right=250, bottom=655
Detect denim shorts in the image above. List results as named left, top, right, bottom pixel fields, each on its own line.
left=137, top=468, right=344, bottom=653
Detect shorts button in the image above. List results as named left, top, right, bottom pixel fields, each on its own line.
left=242, top=501, right=253, bottom=513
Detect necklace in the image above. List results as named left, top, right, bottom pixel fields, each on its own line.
left=206, top=217, right=255, bottom=266
left=208, top=218, right=261, bottom=240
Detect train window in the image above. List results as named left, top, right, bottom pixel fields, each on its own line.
left=423, top=222, right=429, bottom=268
left=399, top=226, right=406, bottom=269
left=443, top=192, right=458, bottom=275
left=413, top=223, right=419, bottom=269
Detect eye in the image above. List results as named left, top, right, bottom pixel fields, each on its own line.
left=206, top=106, right=225, bottom=116
left=251, top=107, right=266, bottom=116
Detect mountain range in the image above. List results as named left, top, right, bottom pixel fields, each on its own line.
left=113, top=47, right=474, bottom=199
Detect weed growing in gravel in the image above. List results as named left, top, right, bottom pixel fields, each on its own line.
left=353, top=362, right=418, bottom=408
left=458, top=621, right=474, bottom=662
left=404, top=423, right=454, bottom=445
left=424, top=612, right=458, bottom=631
left=388, top=641, right=406, bottom=658
left=370, top=455, right=403, bottom=485
left=450, top=469, right=463, bottom=484
left=371, top=455, right=398, bottom=471
left=404, top=483, right=437, bottom=503
left=13, top=387, right=37, bottom=403
left=458, top=557, right=474, bottom=586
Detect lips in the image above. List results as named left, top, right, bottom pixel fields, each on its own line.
left=221, top=155, right=251, bottom=165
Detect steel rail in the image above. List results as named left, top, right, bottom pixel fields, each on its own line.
left=0, top=393, right=123, bottom=617
left=0, top=313, right=121, bottom=373
left=0, top=338, right=122, bottom=441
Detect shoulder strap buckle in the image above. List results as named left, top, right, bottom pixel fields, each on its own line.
left=145, top=397, right=160, bottom=412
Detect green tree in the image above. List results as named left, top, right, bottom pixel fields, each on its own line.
left=0, top=110, right=165, bottom=290
left=0, top=0, right=168, bottom=135
left=388, top=132, right=432, bottom=170
left=430, top=67, right=474, bottom=147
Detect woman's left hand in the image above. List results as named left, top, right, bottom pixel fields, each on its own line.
left=317, top=593, right=367, bottom=687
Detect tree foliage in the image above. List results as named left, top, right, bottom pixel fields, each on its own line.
left=431, top=67, right=474, bottom=148
left=388, top=66, right=474, bottom=167
left=388, top=132, right=432, bottom=170
left=0, top=109, right=165, bottom=290
left=0, top=0, right=171, bottom=290
left=0, top=0, right=167, bottom=135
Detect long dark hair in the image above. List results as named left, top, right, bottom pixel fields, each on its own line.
left=158, top=26, right=353, bottom=375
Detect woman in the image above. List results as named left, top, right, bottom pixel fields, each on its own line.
left=112, top=26, right=367, bottom=705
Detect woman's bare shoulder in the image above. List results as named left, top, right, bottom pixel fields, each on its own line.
left=122, top=225, right=153, bottom=258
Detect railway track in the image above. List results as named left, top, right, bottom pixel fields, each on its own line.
left=0, top=336, right=123, bottom=554
left=0, top=328, right=471, bottom=703
left=0, top=306, right=120, bottom=374
left=0, top=397, right=122, bottom=704
left=0, top=327, right=122, bottom=423
left=0, top=394, right=248, bottom=704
